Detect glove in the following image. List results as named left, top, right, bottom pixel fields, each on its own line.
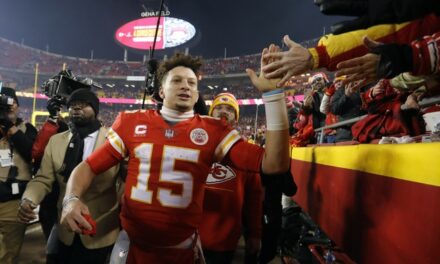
left=0, top=118, right=14, bottom=133
left=46, top=98, right=62, bottom=119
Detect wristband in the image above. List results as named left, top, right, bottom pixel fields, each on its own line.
left=262, top=89, right=288, bottom=131
left=62, top=194, right=80, bottom=208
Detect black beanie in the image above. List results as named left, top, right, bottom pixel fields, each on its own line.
left=67, top=88, right=100, bottom=116
left=0, top=86, right=19, bottom=105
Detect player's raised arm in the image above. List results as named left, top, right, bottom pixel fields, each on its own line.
left=246, top=44, right=290, bottom=175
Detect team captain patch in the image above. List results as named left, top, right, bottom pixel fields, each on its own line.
left=190, top=128, right=209, bottom=145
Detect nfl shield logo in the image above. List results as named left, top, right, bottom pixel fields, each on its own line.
left=164, top=129, right=175, bottom=139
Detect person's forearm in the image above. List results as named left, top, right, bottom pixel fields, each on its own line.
left=22, top=148, right=57, bottom=204
left=320, top=95, right=331, bottom=114
left=263, top=130, right=290, bottom=174
left=65, top=161, right=96, bottom=199
left=261, top=90, right=290, bottom=174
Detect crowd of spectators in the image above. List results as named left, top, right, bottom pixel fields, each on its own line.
left=0, top=36, right=318, bottom=77
left=1, top=36, right=325, bottom=101
left=3, top=8, right=440, bottom=147
left=1, top=3, right=439, bottom=264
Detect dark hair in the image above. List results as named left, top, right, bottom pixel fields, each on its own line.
left=194, top=92, right=208, bottom=115
left=157, top=53, right=203, bottom=85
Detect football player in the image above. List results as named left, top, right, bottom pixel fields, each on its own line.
left=60, top=45, right=290, bottom=263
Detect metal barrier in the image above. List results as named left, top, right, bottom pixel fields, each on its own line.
left=314, top=95, right=440, bottom=143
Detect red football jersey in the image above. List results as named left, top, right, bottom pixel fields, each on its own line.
left=199, top=163, right=263, bottom=251
left=86, top=110, right=245, bottom=247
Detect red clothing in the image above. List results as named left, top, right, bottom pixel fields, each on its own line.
left=31, top=120, right=59, bottom=162
left=86, top=110, right=264, bottom=252
left=199, top=163, right=263, bottom=251
left=309, top=13, right=440, bottom=71
left=411, top=31, right=440, bottom=75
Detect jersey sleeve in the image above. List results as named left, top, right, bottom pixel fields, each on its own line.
left=86, top=112, right=127, bottom=175
left=222, top=141, right=264, bottom=173
left=106, top=112, right=128, bottom=158
left=213, top=125, right=242, bottom=162
left=309, top=13, right=440, bottom=71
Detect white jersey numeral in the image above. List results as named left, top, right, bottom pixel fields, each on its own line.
left=130, top=143, right=200, bottom=208
left=131, top=143, right=154, bottom=204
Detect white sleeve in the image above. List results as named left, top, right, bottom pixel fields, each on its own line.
left=320, top=94, right=331, bottom=114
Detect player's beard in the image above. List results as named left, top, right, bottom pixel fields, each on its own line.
left=71, top=115, right=95, bottom=127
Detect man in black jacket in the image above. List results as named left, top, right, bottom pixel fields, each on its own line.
left=330, top=81, right=368, bottom=142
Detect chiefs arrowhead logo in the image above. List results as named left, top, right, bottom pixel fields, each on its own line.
left=206, top=163, right=236, bottom=184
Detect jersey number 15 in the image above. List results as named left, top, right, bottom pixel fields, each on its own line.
left=130, top=143, right=200, bottom=208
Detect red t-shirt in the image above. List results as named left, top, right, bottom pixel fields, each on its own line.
left=86, top=110, right=263, bottom=247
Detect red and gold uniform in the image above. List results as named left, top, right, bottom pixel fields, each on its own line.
left=86, top=110, right=264, bottom=262
left=199, top=163, right=263, bottom=252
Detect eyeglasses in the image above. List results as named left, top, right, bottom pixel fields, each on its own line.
left=68, top=102, right=89, bottom=109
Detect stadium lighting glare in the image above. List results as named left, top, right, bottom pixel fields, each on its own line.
left=223, top=87, right=228, bottom=91
left=207, top=85, right=214, bottom=90
left=130, top=85, right=136, bottom=88
left=301, top=74, right=305, bottom=77
left=124, top=84, right=129, bottom=87
left=306, top=73, right=311, bottom=76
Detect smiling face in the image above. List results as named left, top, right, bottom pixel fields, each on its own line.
left=159, top=66, right=199, bottom=112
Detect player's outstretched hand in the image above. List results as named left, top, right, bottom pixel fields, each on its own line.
left=60, top=199, right=92, bottom=234
left=246, top=44, right=283, bottom=92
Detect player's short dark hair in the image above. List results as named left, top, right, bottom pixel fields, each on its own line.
left=157, top=53, right=203, bottom=85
